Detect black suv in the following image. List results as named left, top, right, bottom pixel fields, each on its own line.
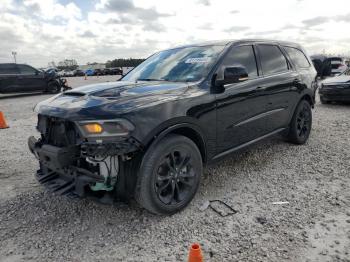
left=0, top=63, right=63, bottom=94
left=28, top=40, right=317, bottom=215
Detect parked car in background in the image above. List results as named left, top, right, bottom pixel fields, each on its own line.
left=0, top=63, right=65, bottom=94
left=28, top=39, right=317, bottom=215
left=311, top=55, right=348, bottom=78
left=94, top=69, right=103, bottom=76
left=109, top=67, right=123, bottom=75
left=85, top=69, right=95, bottom=76
left=102, top=68, right=112, bottom=75
left=73, top=69, right=85, bottom=77
left=319, top=68, right=350, bottom=104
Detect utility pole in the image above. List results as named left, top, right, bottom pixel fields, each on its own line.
left=11, top=51, right=17, bottom=63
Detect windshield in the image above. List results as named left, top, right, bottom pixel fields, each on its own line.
left=122, top=45, right=225, bottom=82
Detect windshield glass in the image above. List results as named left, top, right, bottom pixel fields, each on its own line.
left=122, top=45, right=225, bottom=82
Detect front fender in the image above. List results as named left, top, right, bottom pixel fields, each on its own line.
left=141, top=117, right=208, bottom=161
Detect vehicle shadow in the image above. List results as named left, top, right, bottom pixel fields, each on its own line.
left=0, top=92, right=48, bottom=100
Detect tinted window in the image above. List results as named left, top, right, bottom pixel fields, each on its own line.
left=18, top=65, right=37, bottom=74
left=284, top=47, right=310, bottom=68
left=257, top=45, right=288, bottom=75
left=221, top=45, right=258, bottom=78
left=0, top=64, right=18, bottom=74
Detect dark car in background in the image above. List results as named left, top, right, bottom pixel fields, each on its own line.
left=109, top=67, right=123, bottom=75
left=0, top=63, right=64, bottom=94
left=28, top=39, right=317, bottom=215
left=73, top=69, right=85, bottom=77
left=319, top=68, right=350, bottom=104
left=311, top=55, right=348, bottom=78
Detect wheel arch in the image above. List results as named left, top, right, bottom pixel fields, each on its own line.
left=301, top=93, right=314, bottom=107
left=46, top=79, right=60, bottom=92
left=143, top=122, right=207, bottom=163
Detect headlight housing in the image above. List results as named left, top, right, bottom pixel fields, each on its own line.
left=76, top=119, right=135, bottom=138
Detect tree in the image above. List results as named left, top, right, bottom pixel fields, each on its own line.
left=57, top=59, right=78, bottom=70
left=106, top=58, right=145, bottom=68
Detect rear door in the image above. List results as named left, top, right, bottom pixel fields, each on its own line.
left=255, top=44, right=299, bottom=132
left=215, top=45, right=271, bottom=153
left=284, top=46, right=316, bottom=100
left=0, top=64, right=19, bottom=93
left=16, top=64, right=47, bottom=92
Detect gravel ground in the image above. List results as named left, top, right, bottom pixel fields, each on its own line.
left=0, top=77, right=349, bottom=261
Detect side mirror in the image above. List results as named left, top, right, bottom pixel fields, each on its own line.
left=215, top=66, right=249, bottom=86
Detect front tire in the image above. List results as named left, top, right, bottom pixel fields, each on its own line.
left=287, top=100, right=312, bottom=144
left=47, top=81, right=61, bottom=94
left=135, top=134, right=202, bottom=215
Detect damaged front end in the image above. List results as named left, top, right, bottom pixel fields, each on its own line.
left=28, top=114, right=142, bottom=202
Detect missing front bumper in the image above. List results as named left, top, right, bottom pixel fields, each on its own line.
left=28, top=136, right=140, bottom=202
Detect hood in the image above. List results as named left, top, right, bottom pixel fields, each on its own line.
left=34, top=80, right=190, bottom=120
left=322, top=75, right=350, bottom=85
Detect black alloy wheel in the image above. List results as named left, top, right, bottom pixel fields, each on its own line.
left=296, top=102, right=311, bottom=140
left=287, top=100, right=312, bottom=144
left=155, top=150, right=196, bottom=205
left=135, top=134, right=202, bottom=215
left=47, top=81, right=61, bottom=94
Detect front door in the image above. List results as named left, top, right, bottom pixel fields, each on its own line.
left=16, top=64, right=47, bottom=92
left=215, top=45, right=270, bottom=154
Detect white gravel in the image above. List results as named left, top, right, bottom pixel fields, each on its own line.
left=0, top=77, right=349, bottom=261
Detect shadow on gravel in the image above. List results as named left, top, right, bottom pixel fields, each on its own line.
left=0, top=92, right=47, bottom=100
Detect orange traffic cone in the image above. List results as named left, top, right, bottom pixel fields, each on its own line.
left=0, top=111, right=9, bottom=129
left=188, top=243, right=203, bottom=262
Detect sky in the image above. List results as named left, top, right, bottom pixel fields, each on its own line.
left=0, top=0, right=349, bottom=67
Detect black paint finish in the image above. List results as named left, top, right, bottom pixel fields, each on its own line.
left=32, top=39, right=317, bottom=163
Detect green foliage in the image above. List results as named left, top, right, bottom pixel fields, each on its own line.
left=57, top=59, right=78, bottom=70
left=106, top=58, right=145, bottom=68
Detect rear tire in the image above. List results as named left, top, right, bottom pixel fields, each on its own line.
left=47, top=82, right=61, bottom=94
left=286, top=100, right=312, bottom=144
left=135, top=134, right=202, bottom=215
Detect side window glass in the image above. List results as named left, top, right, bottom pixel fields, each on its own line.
left=257, top=45, right=289, bottom=75
left=220, top=45, right=258, bottom=79
left=284, top=47, right=310, bottom=68
left=18, top=65, right=37, bottom=75
left=0, top=64, right=18, bottom=74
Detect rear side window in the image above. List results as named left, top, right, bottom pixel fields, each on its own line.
left=257, top=45, right=289, bottom=75
left=221, top=45, right=258, bottom=78
left=17, top=65, right=37, bottom=74
left=0, top=64, right=18, bottom=74
left=284, top=47, right=310, bottom=68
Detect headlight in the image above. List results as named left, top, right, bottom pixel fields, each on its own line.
left=76, top=119, right=134, bottom=137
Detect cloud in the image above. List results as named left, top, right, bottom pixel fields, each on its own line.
left=1, top=0, right=350, bottom=67
left=197, top=0, right=210, bottom=6
left=302, top=16, right=330, bottom=27
left=197, top=23, right=213, bottom=30
left=281, top=24, right=300, bottom=30
left=224, top=26, right=250, bottom=33
left=79, top=31, right=97, bottom=38
left=245, top=30, right=282, bottom=37
left=334, top=13, right=350, bottom=22
left=101, top=0, right=172, bottom=22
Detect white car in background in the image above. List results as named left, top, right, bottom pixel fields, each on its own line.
left=330, top=57, right=348, bottom=75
